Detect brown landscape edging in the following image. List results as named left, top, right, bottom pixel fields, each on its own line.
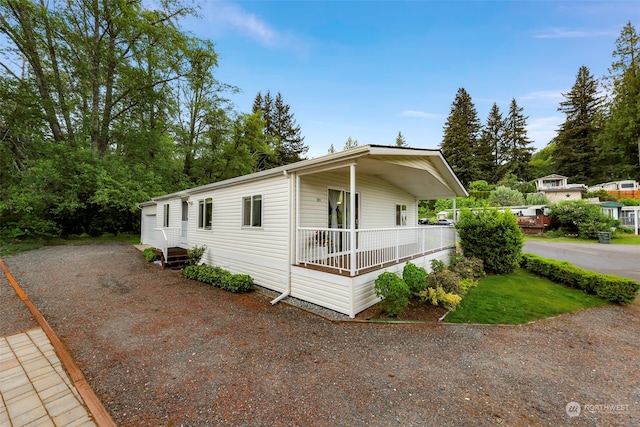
left=0, top=257, right=117, bottom=427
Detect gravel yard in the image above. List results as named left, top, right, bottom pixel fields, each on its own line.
left=2, top=243, right=639, bottom=426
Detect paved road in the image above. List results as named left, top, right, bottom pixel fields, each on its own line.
left=523, top=240, right=640, bottom=284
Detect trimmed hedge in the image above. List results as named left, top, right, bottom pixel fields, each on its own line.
left=521, top=253, right=639, bottom=304
left=183, top=264, right=254, bottom=293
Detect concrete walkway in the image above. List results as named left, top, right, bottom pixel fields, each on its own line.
left=0, top=328, right=96, bottom=426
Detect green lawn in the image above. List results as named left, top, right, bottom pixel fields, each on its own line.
left=524, top=234, right=640, bottom=245
left=445, top=269, right=609, bottom=325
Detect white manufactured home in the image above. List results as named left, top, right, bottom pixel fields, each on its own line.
left=139, top=145, right=468, bottom=318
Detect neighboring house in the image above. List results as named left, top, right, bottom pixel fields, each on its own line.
left=439, top=205, right=553, bottom=235
left=139, top=145, right=468, bottom=318
left=588, top=180, right=640, bottom=200
left=599, top=201, right=624, bottom=220
left=533, top=174, right=586, bottom=203
left=621, top=206, right=640, bottom=235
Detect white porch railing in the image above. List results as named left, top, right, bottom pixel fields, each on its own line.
left=296, top=226, right=456, bottom=276
left=154, top=227, right=182, bottom=261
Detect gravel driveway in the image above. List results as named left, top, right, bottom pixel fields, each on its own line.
left=2, top=243, right=640, bottom=426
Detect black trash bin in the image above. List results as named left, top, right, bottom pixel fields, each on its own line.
left=598, top=231, right=611, bottom=244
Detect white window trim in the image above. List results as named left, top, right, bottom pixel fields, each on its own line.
left=198, top=198, right=213, bottom=230
left=396, top=204, right=407, bottom=226
left=242, top=194, right=263, bottom=228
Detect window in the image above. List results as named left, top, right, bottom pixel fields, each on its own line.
left=396, top=204, right=407, bottom=226
left=242, top=195, right=262, bottom=227
left=163, top=204, right=170, bottom=227
left=198, top=198, right=213, bottom=230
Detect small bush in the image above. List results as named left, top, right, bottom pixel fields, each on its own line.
left=143, top=247, right=159, bottom=262
left=450, top=256, right=485, bottom=281
left=521, top=253, right=639, bottom=303
left=183, top=264, right=253, bottom=293
left=417, top=287, right=462, bottom=311
left=459, top=278, right=478, bottom=296
left=187, top=245, right=207, bottom=265
left=426, top=269, right=461, bottom=295
left=430, top=259, right=446, bottom=274
left=374, top=272, right=411, bottom=316
left=222, top=274, right=254, bottom=293
left=403, top=262, right=428, bottom=294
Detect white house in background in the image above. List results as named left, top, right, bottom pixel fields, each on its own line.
left=139, top=145, right=467, bottom=318
left=588, top=180, right=639, bottom=193
left=621, top=206, right=640, bottom=235
left=533, top=174, right=586, bottom=203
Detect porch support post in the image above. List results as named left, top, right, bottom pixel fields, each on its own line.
left=296, top=173, right=301, bottom=263
left=349, top=163, right=356, bottom=277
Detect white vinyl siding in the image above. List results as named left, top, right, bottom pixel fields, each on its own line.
left=299, top=171, right=416, bottom=229
left=186, top=175, right=290, bottom=292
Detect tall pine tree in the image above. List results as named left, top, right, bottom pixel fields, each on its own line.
left=478, top=103, right=506, bottom=183
left=440, top=88, right=481, bottom=187
left=553, top=65, right=602, bottom=184
left=595, top=22, right=640, bottom=181
left=503, top=98, right=534, bottom=181
left=395, top=131, right=408, bottom=147
left=252, top=90, right=307, bottom=168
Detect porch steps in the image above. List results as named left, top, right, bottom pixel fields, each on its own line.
left=152, top=247, right=189, bottom=269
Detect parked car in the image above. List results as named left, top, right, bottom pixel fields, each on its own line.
left=432, top=219, right=454, bottom=226
left=418, top=218, right=431, bottom=225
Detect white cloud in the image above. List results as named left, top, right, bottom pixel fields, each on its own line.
left=520, top=90, right=565, bottom=104
left=401, top=110, right=444, bottom=120
left=533, top=27, right=618, bottom=39
left=527, top=116, right=563, bottom=149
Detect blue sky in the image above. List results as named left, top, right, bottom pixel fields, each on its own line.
left=182, top=1, right=640, bottom=158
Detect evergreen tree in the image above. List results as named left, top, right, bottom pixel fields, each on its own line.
left=529, top=144, right=556, bottom=179
left=553, top=66, right=603, bottom=184
left=595, top=22, right=640, bottom=181
left=440, top=88, right=482, bottom=187
left=503, top=98, right=534, bottom=181
left=328, top=144, right=336, bottom=154
left=478, top=103, right=506, bottom=183
left=344, top=136, right=358, bottom=150
left=395, top=131, right=408, bottom=147
left=252, top=91, right=307, bottom=167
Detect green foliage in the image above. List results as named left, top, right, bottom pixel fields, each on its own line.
left=374, top=272, right=411, bottom=316
left=459, top=278, right=478, bottom=296
left=456, top=208, right=523, bottom=274
left=426, top=269, right=462, bottom=295
left=449, top=255, right=485, bottom=281
left=525, top=192, right=550, bottom=205
left=143, top=248, right=159, bottom=262
left=187, top=245, right=207, bottom=265
left=549, top=200, right=615, bottom=238
left=430, top=259, right=446, bottom=274
left=489, top=185, right=525, bottom=206
left=521, top=253, right=639, bottom=304
left=417, top=287, right=462, bottom=311
left=183, top=265, right=254, bottom=293
left=402, top=262, right=428, bottom=294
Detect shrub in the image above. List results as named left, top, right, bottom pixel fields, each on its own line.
left=521, top=253, right=639, bottom=303
left=459, top=278, right=478, bottom=296
left=456, top=207, right=523, bottom=274
left=183, top=264, right=253, bottom=293
left=187, top=245, right=207, bottom=265
left=143, top=247, right=159, bottom=262
left=450, top=256, right=485, bottom=281
left=426, top=269, right=461, bottom=295
left=417, top=287, right=462, bottom=311
left=403, top=262, right=428, bottom=294
left=549, top=200, right=615, bottom=239
left=222, top=274, right=254, bottom=293
left=374, top=272, right=411, bottom=316
left=430, top=259, right=446, bottom=274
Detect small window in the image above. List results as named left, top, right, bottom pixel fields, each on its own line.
left=396, top=204, right=407, bottom=226
left=163, top=204, right=170, bottom=227
left=198, top=198, right=213, bottom=230
left=242, top=195, right=262, bottom=227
